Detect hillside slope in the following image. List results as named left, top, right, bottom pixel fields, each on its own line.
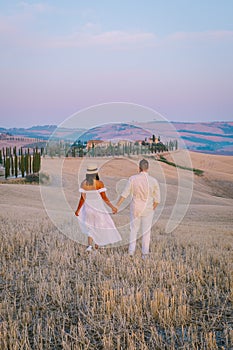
left=1, top=121, right=233, bottom=154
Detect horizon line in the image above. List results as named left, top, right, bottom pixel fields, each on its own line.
left=1, top=120, right=233, bottom=130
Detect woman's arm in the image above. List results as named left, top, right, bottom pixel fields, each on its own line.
left=75, top=194, right=85, bottom=216
left=100, top=191, right=117, bottom=214
left=96, top=180, right=117, bottom=214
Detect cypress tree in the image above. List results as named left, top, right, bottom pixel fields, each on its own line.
left=0, top=149, right=2, bottom=164
left=25, top=152, right=29, bottom=175
left=15, top=155, right=18, bottom=178
left=29, top=154, right=32, bottom=174
left=10, top=155, right=14, bottom=176
left=5, top=157, right=10, bottom=179
left=127, top=143, right=130, bottom=156
left=32, top=151, right=36, bottom=173
left=91, top=143, right=95, bottom=157
left=33, top=150, right=38, bottom=173
left=2, top=148, right=5, bottom=166
left=129, top=142, right=132, bottom=154
left=117, top=142, right=119, bottom=156
left=18, top=153, right=21, bottom=170
left=33, top=151, right=41, bottom=173
left=21, top=154, right=25, bottom=177
left=38, top=152, right=41, bottom=172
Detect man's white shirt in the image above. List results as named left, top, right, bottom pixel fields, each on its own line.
left=121, top=172, right=160, bottom=217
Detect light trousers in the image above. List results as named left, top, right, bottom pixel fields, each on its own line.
left=129, top=211, right=154, bottom=255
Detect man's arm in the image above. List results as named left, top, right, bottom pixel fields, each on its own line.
left=116, top=179, right=131, bottom=209
left=116, top=195, right=126, bottom=209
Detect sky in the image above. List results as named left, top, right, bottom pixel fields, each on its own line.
left=0, top=0, right=233, bottom=128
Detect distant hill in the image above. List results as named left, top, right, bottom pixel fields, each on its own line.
left=137, top=121, right=233, bottom=155
left=175, top=121, right=233, bottom=155
left=78, top=123, right=152, bottom=142
left=0, top=125, right=57, bottom=139
left=1, top=121, right=233, bottom=155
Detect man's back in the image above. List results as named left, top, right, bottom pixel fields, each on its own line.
left=122, top=171, right=160, bottom=217
left=116, top=159, right=160, bottom=256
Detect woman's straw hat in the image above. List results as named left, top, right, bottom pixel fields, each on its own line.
left=86, top=163, right=98, bottom=174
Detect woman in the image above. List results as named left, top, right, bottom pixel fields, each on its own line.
left=75, top=164, right=121, bottom=251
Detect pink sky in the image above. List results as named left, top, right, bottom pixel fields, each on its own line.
left=0, top=1, right=233, bottom=128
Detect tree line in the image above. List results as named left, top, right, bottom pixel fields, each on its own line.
left=0, top=146, right=42, bottom=179
left=74, top=139, right=178, bottom=158
left=42, top=138, right=178, bottom=158
left=0, top=137, right=178, bottom=179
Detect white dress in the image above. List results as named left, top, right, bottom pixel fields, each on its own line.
left=78, top=188, right=122, bottom=246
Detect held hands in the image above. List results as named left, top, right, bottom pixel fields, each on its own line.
left=111, top=206, right=118, bottom=214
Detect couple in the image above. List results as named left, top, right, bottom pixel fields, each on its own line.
left=75, top=159, right=160, bottom=258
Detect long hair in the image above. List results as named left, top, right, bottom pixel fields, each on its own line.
left=86, top=173, right=99, bottom=186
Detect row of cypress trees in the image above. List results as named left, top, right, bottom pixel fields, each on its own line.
left=84, top=140, right=177, bottom=158
left=41, top=138, right=178, bottom=158
left=0, top=146, right=41, bottom=179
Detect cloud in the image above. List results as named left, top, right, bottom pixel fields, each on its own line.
left=1, top=6, right=233, bottom=52
left=17, top=1, right=54, bottom=14
left=49, top=29, right=156, bottom=49
left=46, top=29, right=233, bottom=50
left=1, top=3, right=233, bottom=51
left=167, top=30, right=233, bottom=42
left=0, top=2, right=50, bottom=36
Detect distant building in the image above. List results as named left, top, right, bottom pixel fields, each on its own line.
left=116, top=139, right=131, bottom=146
left=148, top=136, right=159, bottom=144
left=86, top=140, right=104, bottom=149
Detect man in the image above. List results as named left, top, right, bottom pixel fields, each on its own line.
left=116, top=159, right=160, bottom=258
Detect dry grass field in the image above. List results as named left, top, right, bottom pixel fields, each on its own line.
left=0, top=151, right=233, bottom=349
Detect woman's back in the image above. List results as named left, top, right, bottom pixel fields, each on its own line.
left=81, top=179, right=104, bottom=192
left=75, top=166, right=121, bottom=247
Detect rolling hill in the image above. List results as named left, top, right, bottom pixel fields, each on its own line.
left=1, top=121, right=233, bottom=155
